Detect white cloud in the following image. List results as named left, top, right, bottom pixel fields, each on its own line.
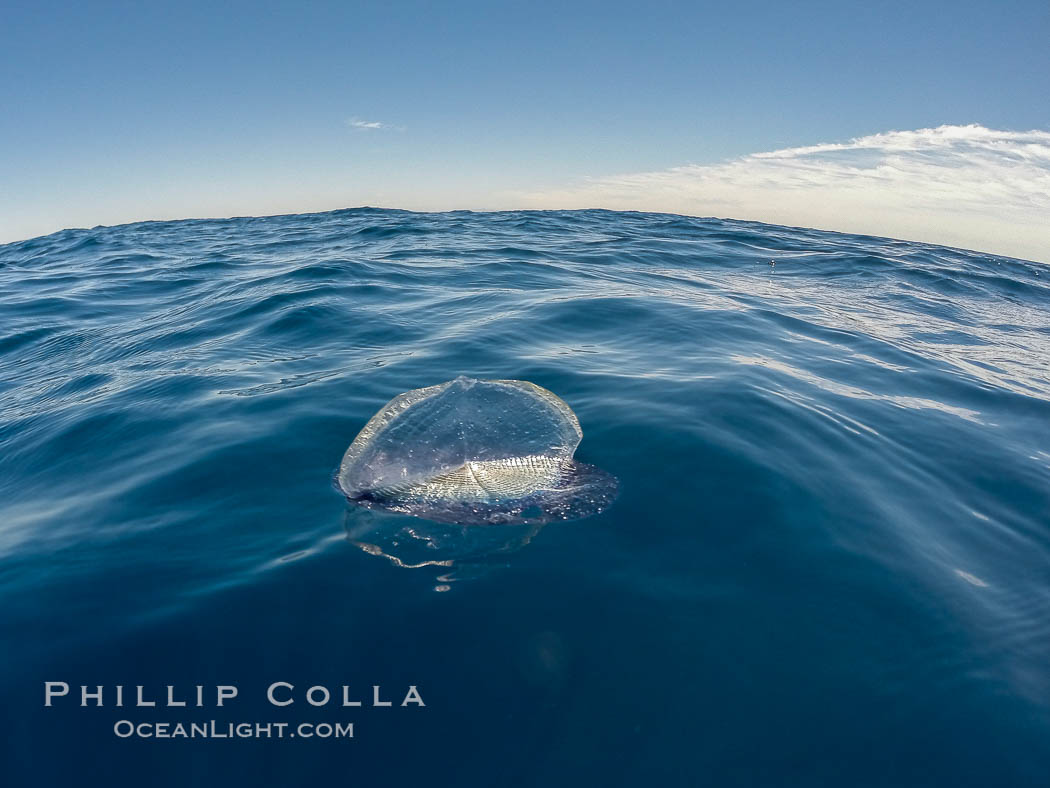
left=518, top=125, right=1050, bottom=263
left=346, top=118, right=406, bottom=131
left=348, top=119, right=387, bottom=130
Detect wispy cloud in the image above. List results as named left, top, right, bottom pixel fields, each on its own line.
left=346, top=118, right=403, bottom=131
left=519, top=125, right=1050, bottom=263
left=348, top=119, right=386, bottom=130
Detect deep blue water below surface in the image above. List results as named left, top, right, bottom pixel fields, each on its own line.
left=2, top=208, right=1049, bottom=787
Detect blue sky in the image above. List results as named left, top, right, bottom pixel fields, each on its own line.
left=2, top=1, right=1048, bottom=259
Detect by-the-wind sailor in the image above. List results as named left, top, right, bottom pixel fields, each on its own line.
left=337, top=376, right=618, bottom=524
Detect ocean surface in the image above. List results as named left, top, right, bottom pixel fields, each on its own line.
left=1, top=208, right=1048, bottom=787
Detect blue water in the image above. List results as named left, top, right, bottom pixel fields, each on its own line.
left=2, top=208, right=1048, bottom=787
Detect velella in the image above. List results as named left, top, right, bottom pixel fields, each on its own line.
left=337, top=376, right=618, bottom=524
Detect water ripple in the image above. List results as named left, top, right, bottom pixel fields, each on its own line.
left=1, top=208, right=1048, bottom=783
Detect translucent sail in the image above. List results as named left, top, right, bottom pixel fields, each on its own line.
left=337, top=376, right=617, bottom=524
